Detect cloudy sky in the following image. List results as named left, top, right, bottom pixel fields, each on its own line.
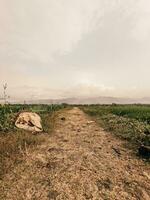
left=0, top=0, right=150, bottom=100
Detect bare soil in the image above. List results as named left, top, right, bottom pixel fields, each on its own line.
left=1, top=107, right=150, bottom=200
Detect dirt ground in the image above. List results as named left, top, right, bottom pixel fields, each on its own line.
left=1, top=107, right=150, bottom=200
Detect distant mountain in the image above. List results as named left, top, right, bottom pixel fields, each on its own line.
left=22, top=96, right=150, bottom=105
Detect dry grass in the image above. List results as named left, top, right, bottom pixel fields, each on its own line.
left=0, top=130, right=46, bottom=179
left=1, top=107, right=149, bottom=200
left=0, top=112, right=57, bottom=180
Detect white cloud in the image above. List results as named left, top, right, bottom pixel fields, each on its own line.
left=0, top=0, right=105, bottom=63
left=0, top=0, right=130, bottom=62
left=72, top=83, right=115, bottom=96
left=131, top=0, right=150, bottom=41
left=0, top=0, right=150, bottom=99
left=6, top=83, right=115, bottom=100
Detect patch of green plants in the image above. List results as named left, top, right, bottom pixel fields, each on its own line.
left=82, top=105, right=150, bottom=147
left=0, top=105, right=14, bottom=132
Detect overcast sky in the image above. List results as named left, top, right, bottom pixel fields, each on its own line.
left=0, top=0, right=150, bottom=100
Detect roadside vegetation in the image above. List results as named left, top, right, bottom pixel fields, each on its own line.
left=1, top=103, right=150, bottom=179
left=0, top=104, right=67, bottom=179
left=82, top=104, right=150, bottom=149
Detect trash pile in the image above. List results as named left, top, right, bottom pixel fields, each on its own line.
left=15, top=112, right=43, bottom=132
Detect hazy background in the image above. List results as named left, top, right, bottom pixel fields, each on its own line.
left=0, top=0, right=150, bottom=101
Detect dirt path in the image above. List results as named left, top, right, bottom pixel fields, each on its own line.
left=2, top=107, right=150, bottom=200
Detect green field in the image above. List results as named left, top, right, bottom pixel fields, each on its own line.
left=82, top=104, right=150, bottom=147
left=82, top=104, right=150, bottom=122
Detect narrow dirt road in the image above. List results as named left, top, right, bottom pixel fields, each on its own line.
left=2, top=108, right=150, bottom=200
